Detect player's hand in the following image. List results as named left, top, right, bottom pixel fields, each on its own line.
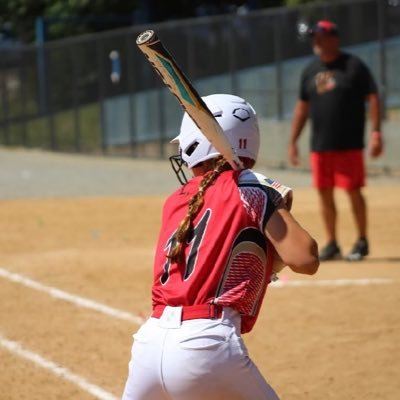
left=368, top=131, right=383, bottom=158
left=288, top=143, right=300, bottom=166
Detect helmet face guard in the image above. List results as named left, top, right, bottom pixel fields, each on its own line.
left=169, top=154, right=189, bottom=185
left=170, top=94, right=260, bottom=184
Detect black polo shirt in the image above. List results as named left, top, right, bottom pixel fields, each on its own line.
left=300, top=52, right=377, bottom=152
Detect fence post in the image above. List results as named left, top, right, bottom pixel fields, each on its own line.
left=273, top=11, right=283, bottom=120
left=19, top=62, right=28, bottom=146
left=377, top=0, right=387, bottom=120
left=126, top=34, right=137, bottom=157
left=35, top=17, right=48, bottom=115
left=229, top=21, right=238, bottom=95
left=158, top=88, right=166, bottom=158
left=70, top=44, right=81, bottom=152
left=0, top=67, right=10, bottom=144
left=96, top=39, right=107, bottom=154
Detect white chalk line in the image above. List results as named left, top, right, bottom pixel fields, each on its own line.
left=1, top=267, right=395, bottom=316
left=0, top=334, right=118, bottom=400
left=0, top=267, right=144, bottom=325
left=0, top=266, right=395, bottom=399
left=270, top=277, right=395, bottom=288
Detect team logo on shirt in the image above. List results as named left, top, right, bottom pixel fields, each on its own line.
left=315, top=71, right=336, bottom=94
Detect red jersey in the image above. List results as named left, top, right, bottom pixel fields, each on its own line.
left=151, top=169, right=284, bottom=333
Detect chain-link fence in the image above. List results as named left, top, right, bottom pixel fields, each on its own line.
left=0, top=0, right=399, bottom=170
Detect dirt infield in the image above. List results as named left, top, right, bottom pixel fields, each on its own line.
left=0, top=148, right=399, bottom=399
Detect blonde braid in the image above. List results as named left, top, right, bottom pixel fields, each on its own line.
left=168, top=157, right=230, bottom=263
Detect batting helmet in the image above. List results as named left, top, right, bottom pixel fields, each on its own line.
left=171, top=94, right=260, bottom=169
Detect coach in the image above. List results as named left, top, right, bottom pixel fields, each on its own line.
left=288, top=20, right=383, bottom=261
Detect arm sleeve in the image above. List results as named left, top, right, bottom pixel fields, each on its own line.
left=238, top=185, right=281, bottom=231
left=238, top=171, right=292, bottom=231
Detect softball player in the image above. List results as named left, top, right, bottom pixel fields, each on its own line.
left=122, top=94, right=319, bottom=400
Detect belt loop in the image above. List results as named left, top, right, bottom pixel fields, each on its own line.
left=208, top=302, right=214, bottom=319
left=208, top=302, right=219, bottom=319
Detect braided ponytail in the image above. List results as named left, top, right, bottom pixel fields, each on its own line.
left=168, top=157, right=230, bottom=263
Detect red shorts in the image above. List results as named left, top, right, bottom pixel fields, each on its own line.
left=310, top=150, right=365, bottom=190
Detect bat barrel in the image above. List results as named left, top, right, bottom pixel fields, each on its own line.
left=136, top=29, right=243, bottom=171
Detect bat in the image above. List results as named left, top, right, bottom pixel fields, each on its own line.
left=136, top=29, right=243, bottom=170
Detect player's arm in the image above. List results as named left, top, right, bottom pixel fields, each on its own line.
left=367, top=93, right=383, bottom=157
left=288, top=100, right=309, bottom=166
left=360, top=59, right=383, bottom=158
left=265, top=202, right=319, bottom=275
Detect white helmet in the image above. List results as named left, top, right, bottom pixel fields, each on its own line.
left=172, top=94, right=260, bottom=169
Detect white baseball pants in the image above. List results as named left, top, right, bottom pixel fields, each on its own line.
left=121, top=306, right=279, bottom=400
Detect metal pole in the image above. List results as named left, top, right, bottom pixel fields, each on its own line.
left=273, top=11, right=283, bottom=120
left=126, top=33, right=137, bottom=157
left=0, top=71, right=9, bottom=144
left=186, top=26, right=196, bottom=85
left=229, top=22, right=238, bottom=95
left=35, top=17, right=47, bottom=115
left=96, top=39, right=107, bottom=154
left=377, top=0, right=387, bottom=120
left=19, top=62, right=28, bottom=146
left=158, top=88, right=166, bottom=158
left=71, top=44, right=81, bottom=152
left=45, top=46, right=56, bottom=151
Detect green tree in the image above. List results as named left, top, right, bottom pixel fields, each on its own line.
left=0, top=0, right=46, bottom=42
left=0, top=0, right=320, bottom=43
left=0, top=0, right=138, bottom=42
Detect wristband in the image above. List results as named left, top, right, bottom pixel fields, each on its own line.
left=371, top=131, right=382, bottom=140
